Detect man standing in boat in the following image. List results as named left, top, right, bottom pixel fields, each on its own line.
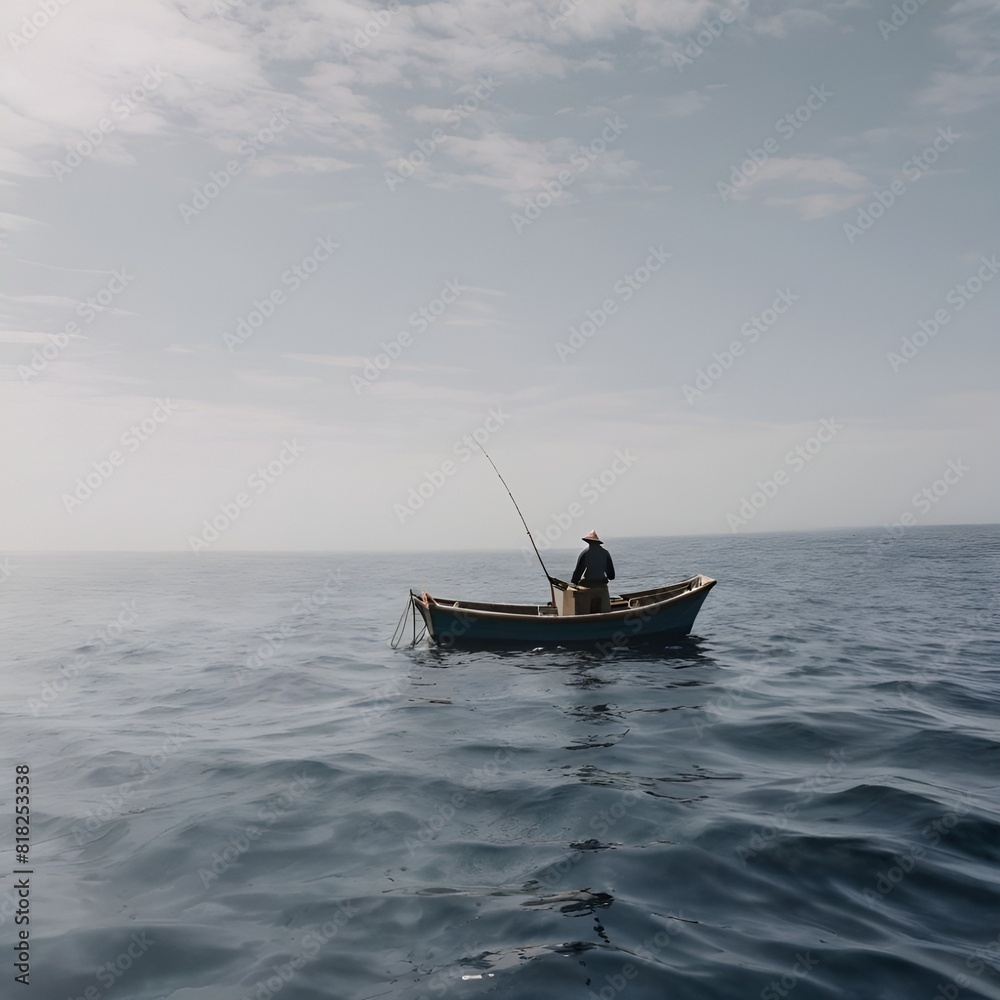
left=571, top=530, right=615, bottom=614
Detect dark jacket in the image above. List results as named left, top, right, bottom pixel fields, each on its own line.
left=571, top=544, right=615, bottom=586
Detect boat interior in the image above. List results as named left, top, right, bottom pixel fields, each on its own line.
left=417, top=575, right=713, bottom=617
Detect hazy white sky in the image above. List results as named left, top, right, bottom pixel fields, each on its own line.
left=1, top=0, right=997, bottom=552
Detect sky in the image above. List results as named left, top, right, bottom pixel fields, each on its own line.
left=1, top=0, right=997, bottom=553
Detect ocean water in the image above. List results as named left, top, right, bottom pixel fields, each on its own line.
left=2, top=525, right=1000, bottom=1000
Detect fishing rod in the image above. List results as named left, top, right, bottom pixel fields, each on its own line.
left=473, top=441, right=557, bottom=604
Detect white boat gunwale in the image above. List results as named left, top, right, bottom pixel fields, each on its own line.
left=412, top=575, right=717, bottom=624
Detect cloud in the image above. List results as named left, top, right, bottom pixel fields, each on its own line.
left=0, top=145, right=48, bottom=178
left=751, top=7, right=835, bottom=38
left=916, top=0, right=1000, bottom=113
left=233, top=370, right=325, bottom=390
left=3, top=1, right=265, bottom=141
left=0, top=329, right=81, bottom=344
left=427, top=125, right=637, bottom=204
left=741, top=154, right=868, bottom=189
left=0, top=0, right=855, bottom=201
left=249, top=153, right=359, bottom=176
left=1, top=293, right=81, bottom=309
left=281, top=354, right=475, bottom=382
left=362, top=378, right=511, bottom=406
left=733, top=154, right=869, bottom=218
left=656, top=90, right=712, bottom=117
left=917, top=71, right=1000, bottom=115
left=763, top=190, right=869, bottom=220
left=933, top=0, right=1000, bottom=71
left=282, top=353, right=370, bottom=368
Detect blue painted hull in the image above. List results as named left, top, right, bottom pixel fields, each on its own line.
left=412, top=576, right=716, bottom=648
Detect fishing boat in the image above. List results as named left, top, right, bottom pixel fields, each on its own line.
left=408, top=575, right=717, bottom=647
left=394, top=443, right=717, bottom=648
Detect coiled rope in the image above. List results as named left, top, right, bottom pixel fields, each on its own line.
left=389, top=593, right=426, bottom=648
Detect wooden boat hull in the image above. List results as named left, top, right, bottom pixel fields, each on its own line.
left=411, top=575, right=716, bottom=647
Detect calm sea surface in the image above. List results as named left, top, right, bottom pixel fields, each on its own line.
left=2, top=526, right=1000, bottom=1000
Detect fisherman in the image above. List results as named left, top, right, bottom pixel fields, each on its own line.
left=571, top=530, right=615, bottom=614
